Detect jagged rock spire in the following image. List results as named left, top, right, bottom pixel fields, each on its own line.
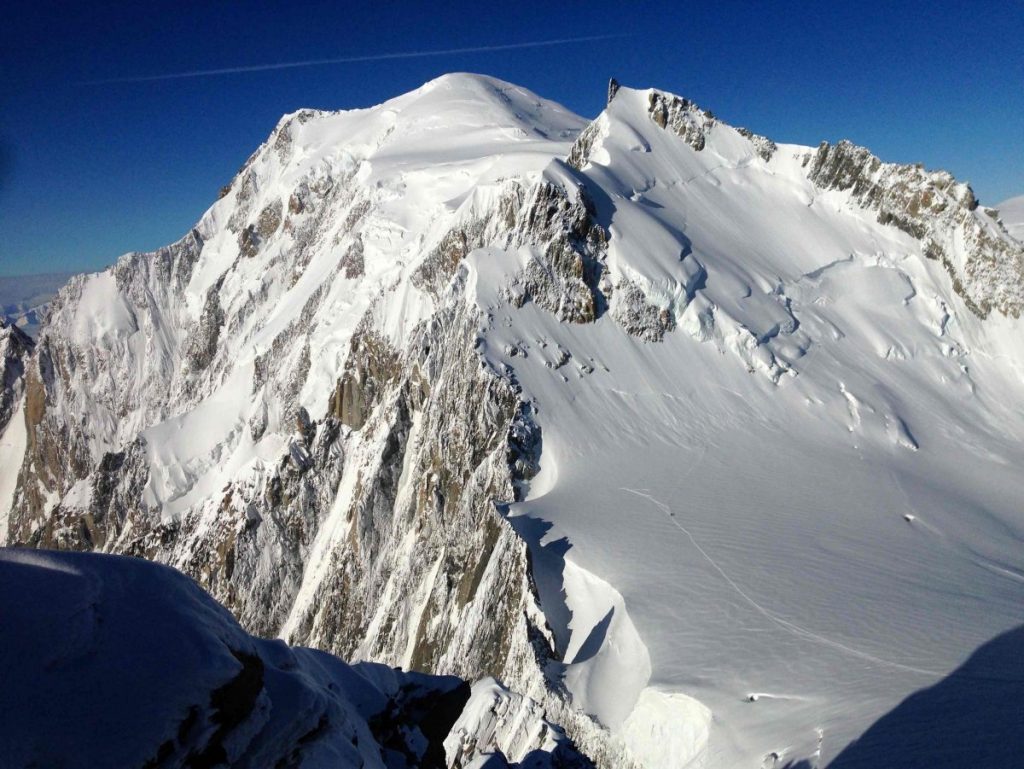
left=607, top=77, right=620, bottom=105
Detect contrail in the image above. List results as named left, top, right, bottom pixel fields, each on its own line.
left=82, top=34, right=627, bottom=84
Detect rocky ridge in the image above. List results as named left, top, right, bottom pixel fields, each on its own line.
left=0, top=321, right=33, bottom=436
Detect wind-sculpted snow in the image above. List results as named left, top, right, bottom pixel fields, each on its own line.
left=2, top=74, right=1024, bottom=769
left=468, top=85, right=1024, bottom=766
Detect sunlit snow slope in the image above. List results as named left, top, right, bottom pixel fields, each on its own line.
left=470, top=86, right=1024, bottom=767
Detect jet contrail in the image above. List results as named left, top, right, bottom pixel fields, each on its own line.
left=83, top=34, right=627, bottom=84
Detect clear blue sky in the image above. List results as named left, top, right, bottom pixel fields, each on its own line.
left=1, top=1, right=1021, bottom=277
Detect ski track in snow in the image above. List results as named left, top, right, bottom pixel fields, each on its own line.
left=619, top=487, right=944, bottom=678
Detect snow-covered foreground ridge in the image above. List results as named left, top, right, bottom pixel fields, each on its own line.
left=0, top=548, right=591, bottom=769
left=3, top=73, right=1024, bottom=767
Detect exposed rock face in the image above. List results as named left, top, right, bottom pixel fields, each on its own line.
left=8, top=228, right=206, bottom=546
left=807, top=139, right=1024, bottom=317
left=0, top=321, right=32, bottom=436
left=736, top=126, right=777, bottom=161
left=565, top=118, right=606, bottom=171
left=606, top=78, right=620, bottom=105
left=239, top=200, right=284, bottom=259
left=646, top=89, right=779, bottom=163
left=609, top=279, right=675, bottom=342
left=282, top=297, right=538, bottom=676
left=647, top=90, right=716, bottom=151
left=502, top=181, right=609, bottom=324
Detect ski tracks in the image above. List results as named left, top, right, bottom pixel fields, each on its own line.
left=620, top=486, right=942, bottom=677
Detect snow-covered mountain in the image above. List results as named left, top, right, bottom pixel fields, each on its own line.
left=0, top=271, right=75, bottom=337
left=3, top=73, right=1024, bottom=768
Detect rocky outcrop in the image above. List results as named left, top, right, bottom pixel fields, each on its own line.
left=606, top=78, right=620, bottom=106
left=0, top=321, right=32, bottom=436
left=807, top=139, right=1024, bottom=318
left=565, top=118, right=606, bottom=171
left=736, top=126, right=777, bottom=162
left=647, top=90, right=716, bottom=151
left=446, top=679, right=595, bottom=769
left=503, top=181, right=609, bottom=323
left=609, top=279, right=675, bottom=342
left=239, top=200, right=284, bottom=259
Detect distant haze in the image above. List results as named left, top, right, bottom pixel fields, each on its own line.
left=0, top=271, right=75, bottom=336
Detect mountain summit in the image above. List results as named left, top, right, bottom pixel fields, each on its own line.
left=3, top=74, right=1023, bottom=768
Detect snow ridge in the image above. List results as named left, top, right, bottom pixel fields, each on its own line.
left=0, top=548, right=593, bottom=768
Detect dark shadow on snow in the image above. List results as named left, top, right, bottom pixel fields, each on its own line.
left=828, top=624, right=1024, bottom=769
left=571, top=607, right=614, bottom=665
left=497, top=506, right=574, bottom=659
left=472, top=745, right=596, bottom=768
left=559, top=158, right=701, bottom=316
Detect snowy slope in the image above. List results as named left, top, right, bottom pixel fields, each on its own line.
left=9, top=73, right=583, bottom=504
left=2, top=75, right=1023, bottom=769
left=2, top=74, right=616, bottom=761
left=2, top=74, right=587, bottom=652
left=0, top=547, right=456, bottom=768
left=468, top=86, right=1024, bottom=767
left=998, top=194, right=1024, bottom=241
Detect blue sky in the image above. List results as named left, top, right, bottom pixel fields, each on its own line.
left=1, top=1, right=1021, bottom=277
